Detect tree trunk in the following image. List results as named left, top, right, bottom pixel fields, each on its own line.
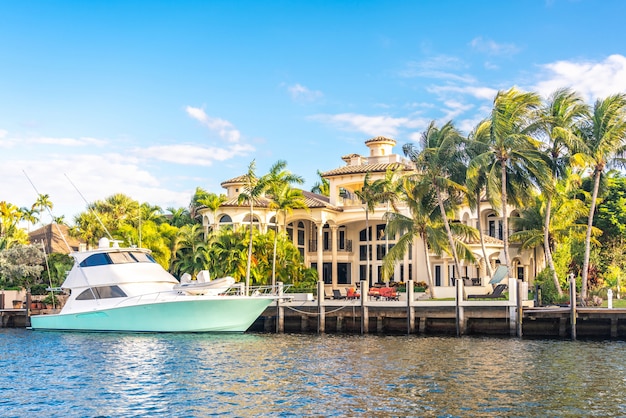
left=436, top=187, right=462, bottom=285
left=476, top=190, right=493, bottom=277
left=544, top=196, right=563, bottom=296
left=581, top=170, right=602, bottom=301
left=501, top=161, right=511, bottom=275
left=422, top=235, right=435, bottom=298
left=246, top=199, right=253, bottom=295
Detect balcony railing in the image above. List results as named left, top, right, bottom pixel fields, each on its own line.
left=308, top=239, right=353, bottom=253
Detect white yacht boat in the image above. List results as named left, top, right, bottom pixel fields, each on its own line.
left=30, top=238, right=275, bottom=332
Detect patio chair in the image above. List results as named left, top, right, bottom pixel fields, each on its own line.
left=333, top=289, right=346, bottom=300
left=467, top=283, right=507, bottom=299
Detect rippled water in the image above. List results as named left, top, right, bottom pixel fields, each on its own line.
left=1, top=329, right=626, bottom=417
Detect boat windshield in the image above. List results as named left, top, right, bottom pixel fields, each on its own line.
left=80, top=251, right=156, bottom=267
left=76, top=285, right=127, bottom=300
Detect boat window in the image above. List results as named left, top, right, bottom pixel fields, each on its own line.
left=76, top=285, right=127, bottom=300
left=130, top=252, right=156, bottom=263
left=108, top=252, right=137, bottom=264
left=79, top=253, right=111, bottom=267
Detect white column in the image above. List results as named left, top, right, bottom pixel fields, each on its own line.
left=331, top=225, right=338, bottom=288
left=316, top=222, right=324, bottom=283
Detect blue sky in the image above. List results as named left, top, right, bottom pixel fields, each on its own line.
left=2, top=0, right=626, bottom=222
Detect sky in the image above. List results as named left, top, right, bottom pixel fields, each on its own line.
left=2, top=0, right=626, bottom=223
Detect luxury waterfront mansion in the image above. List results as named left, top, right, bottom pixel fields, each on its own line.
left=198, top=136, right=544, bottom=292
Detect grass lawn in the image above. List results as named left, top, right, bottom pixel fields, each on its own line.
left=601, top=298, right=626, bottom=308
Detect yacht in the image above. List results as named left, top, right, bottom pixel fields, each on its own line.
left=30, top=238, right=275, bottom=332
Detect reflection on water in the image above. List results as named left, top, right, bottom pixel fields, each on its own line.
left=1, top=329, right=626, bottom=416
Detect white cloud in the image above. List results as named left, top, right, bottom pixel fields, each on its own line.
left=533, top=54, right=626, bottom=101
left=427, top=85, right=498, bottom=101
left=142, top=143, right=255, bottom=166
left=185, top=106, right=242, bottom=143
left=440, top=100, right=474, bottom=121
left=33, top=136, right=107, bottom=147
left=287, top=83, right=323, bottom=102
left=2, top=153, right=190, bottom=221
left=310, top=113, right=428, bottom=138
left=399, top=55, right=474, bottom=83
left=470, top=36, right=520, bottom=56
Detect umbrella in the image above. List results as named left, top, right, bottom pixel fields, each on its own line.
left=489, top=265, right=508, bottom=284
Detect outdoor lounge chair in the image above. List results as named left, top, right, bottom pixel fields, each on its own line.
left=467, top=283, right=507, bottom=299
left=333, top=289, right=346, bottom=299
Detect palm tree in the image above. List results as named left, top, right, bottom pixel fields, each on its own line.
left=466, top=119, right=494, bottom=277
left=262, top=160, right=305, bottom=287
left=382, top=177, right=446, bottom=297
left=311, top=170, right=330, bottom=196
left=403, top=120, right=474, bottom=284
left=539, top=88, right=589, bottom=296
left=170, top=224, right=209, bottom=279
left=32, top=193, right=53, bottom=222
left=267, top=183, right=307, bottom=286
left=238, top=160, right=267, bottom=294
left=468, top=87, right=550, bottom=276
left=206, top=228, right=248, bottom=279
left=189, top=187, right=211, bottom=221
left=20, top=207, right=39, bottom=231
left=577, top=93, right=626, bottom=301
left=197, top=193, right=228, bottom=231
left=355, top=172, right=380, bottom=286
left=166, top=207, right=191, bottom=228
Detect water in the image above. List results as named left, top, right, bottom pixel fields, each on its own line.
left=1, top=329, right=626, bottom=417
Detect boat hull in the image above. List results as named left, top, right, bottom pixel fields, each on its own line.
left=30, top=297, right=273, bottom=332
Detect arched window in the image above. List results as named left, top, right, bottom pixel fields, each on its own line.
left=219, top=214, right=233, bottom=230
left=243, top=214, right=261, bottom=230
left=269, top=216, right=278, bottom=233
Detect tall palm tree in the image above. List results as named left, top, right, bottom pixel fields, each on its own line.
left=468, top=87, right=550, bottom=276
left=466, top=119, right=494, bottom=277
left=577, top=93, right=626, bottom=301
left=383, top=175, right=473, bottom=297
left=403, top=120, right=473, bottom=284
left=262, top=160, right=305, bottom=287
left=539, top=88, right=589, bottom=296
left=238, top=160, right=267, bottom=294
left=355, top=172, right=380, bottom=286
left=267, top=183, right=307, bottom=286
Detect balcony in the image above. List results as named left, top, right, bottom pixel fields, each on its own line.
left=308, top=239, right=353, bottom=253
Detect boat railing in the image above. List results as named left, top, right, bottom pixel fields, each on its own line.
left=220, top=283, right=294, bottom=296
left=112, top=283, right=293, bottom=307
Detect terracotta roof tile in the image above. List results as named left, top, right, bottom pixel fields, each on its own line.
left=365, top=136, right=396, bottom=145
left=321, top=162, right=411, bottom=177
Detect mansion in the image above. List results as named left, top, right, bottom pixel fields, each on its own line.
left=198, top=136, right=544, bottom=292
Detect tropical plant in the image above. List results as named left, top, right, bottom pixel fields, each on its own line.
left=403, top=120, right=476, bottom=283
left=577, top=93, right=626, bottom=300
left=383, top=177, right=447, bottom=297
left=197, top=193, right=228, bottom=231
left=537, top=88, right=589, bottom=296
left=355, top=172, right=381, bottom=286
left=311, top=169, right=330, bottom=196
left=466, top=119, right=494, bottom=277
left=266, top=183, right=307, bottom=286
left=238, top=160, right=267, bottom=293
left=468, top=87, right=550, bottom=276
